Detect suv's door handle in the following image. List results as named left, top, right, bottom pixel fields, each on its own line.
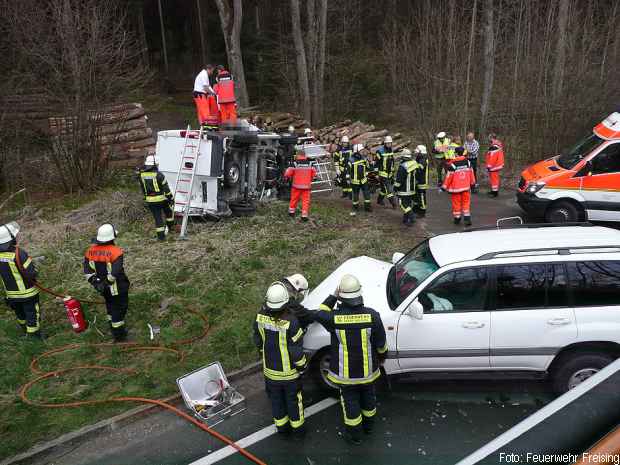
left=462, top=321, right=485, bottom=329
left=547, top=317, right=571, bottom=326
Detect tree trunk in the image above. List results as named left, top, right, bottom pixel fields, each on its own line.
left=157, top=0, right=169, bottom=76
left=552, top=0, right=570, bottom=101
left=463, top=0, right=478, bottom=132
left=290, top=0, right=311, bottom=122
left=317, top=0, right=328, bottom=124
left=196, top=0, right=207, bottom=66
left=480, top=0, right=495, bottom=134
left=214, top=0, right=250, bottom=108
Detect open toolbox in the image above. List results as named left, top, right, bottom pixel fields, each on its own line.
left=177, top=362, right=246, bottom=426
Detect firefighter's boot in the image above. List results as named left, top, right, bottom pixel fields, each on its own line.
left=453, top=217, right=462, bottom=225
left=464, top=216, right=472, bottom=226
left=389, top=197, right=396, bottom=209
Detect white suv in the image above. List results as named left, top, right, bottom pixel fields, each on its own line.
left=302, top=224, right=620, bottom=393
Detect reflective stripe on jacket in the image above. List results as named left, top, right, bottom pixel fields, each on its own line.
left=0, top=248, right=39, bottom=300
left=433, top=138, right=451, bottom=158
left=443, top=156, right=476, bottom=193
left=415, top=155, right=429, bottom=190
left=83, top=244, right=130, bottom=296
left=375, top=146, right=395, bottom=178
left=139, top=169, right=173, bottom=203
left=349, top=155, right=370, bottom=185
left=486, top=139, right=505, bottom=171
left=284, top=161, right=316, bottom=190
left=313, top=295, right=388, bottom=386
left=253, top=311, right=306, bottom=382
left=394, top=160, right=420, bottom=195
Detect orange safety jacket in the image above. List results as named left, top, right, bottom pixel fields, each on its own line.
left=486, top=139, right=505, bottom=171
left=284, top=161, right=316, bottom=190
left=443, top=156, right=476, bottom=193
left=214, top=78, right=236, bottom=104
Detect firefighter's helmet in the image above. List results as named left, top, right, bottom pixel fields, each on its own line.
left=353, top=143, right=364, bottom=153
left=0, top=222, right=20, bottom=245
left=265, top=282, right=290, bottom=310
left=341, top=135, right=349, bottom=144
left=338, top=274, right=362, bottom=300
left=384, top=135, right=393, bottom=144
left=304, top=128, right=313, bottom=135
left=415, top=145, right=428, bottom=155
left=288, top=125, right=295, bottom=133
left=436, top=131, right=446, bottom=139
left=96, top=224, right=118, bottom=244
left=400, top=148, right=413, bottom=159
left=144, top=155, right=157, bottom=167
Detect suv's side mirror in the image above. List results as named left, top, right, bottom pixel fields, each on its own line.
left=392, top=252, right=405, bottom=264
left=406, top=298, right=424, bottom=320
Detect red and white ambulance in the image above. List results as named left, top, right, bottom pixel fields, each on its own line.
left=517, top=112, right=620, bottom=222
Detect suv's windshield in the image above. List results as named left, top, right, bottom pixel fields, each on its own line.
left=557, top=134, right=604, bottom=169
left=387, top=240, right=440, bottom=309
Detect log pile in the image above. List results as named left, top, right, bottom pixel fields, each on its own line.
left=3, top=96, right=155, bottom=163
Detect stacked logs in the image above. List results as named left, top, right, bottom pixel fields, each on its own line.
left=3, top=95, right=155, bottom=163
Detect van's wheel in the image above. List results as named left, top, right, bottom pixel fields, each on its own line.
left=311, top=349, right=338, bottom=392
left=223, top=161, right=241, bottom=187
left=551, top=352, right=614, bottom=394
left=229, top=199, right=256, bottom=217
left=545, top=200, right=583, bottom=223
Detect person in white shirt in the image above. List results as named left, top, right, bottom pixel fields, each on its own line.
left=193, top=64, right=218, bottom=129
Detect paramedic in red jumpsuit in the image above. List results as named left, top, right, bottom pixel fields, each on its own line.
left=284, top=151, right=316, bottom=222
left=442, top=147, right=476, bottom=226
left=485, top=135, right=505, bottom=198
left=213, top=70, right=237, bottom=124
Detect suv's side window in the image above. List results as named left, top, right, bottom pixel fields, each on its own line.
left=495, top=263, right=569, bottom=310
left=418, top=267, right=487, bottom=313
left=591, top=144, right=620, bottom=175
left=567, top=261, right=620, bottom=307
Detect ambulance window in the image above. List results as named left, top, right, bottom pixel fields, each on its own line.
left=557, top=134, right=604, bottom=169
left=591, top=144, right=620, bottom=174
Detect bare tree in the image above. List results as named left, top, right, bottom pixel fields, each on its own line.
left=552, top=0, right=570, bottom=101
left=317, top=0, right=328, bottom=124
left=290, top=0, right=311, bottom=122
left=480, top=0, right=495, bottom=134
left=214, top=0, right=250, bottom=108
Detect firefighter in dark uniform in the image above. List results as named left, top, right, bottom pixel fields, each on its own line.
left=277, top=273, right=313, bottom=330
left=312, top=274, right=388, bottom=444
left=414, top=144, right=430, bottom=217
left=0, top=222, right=43, bottom=338
left=84, top=224, right=130, bottom=342
left=394, top=148, right=420, bottom=226
left=349, top=144, right=372, bottom=216
left=253, top=282, right=307, bottom=438
left=374, top=136, right=397, bottom=208
left=333, top=136, right=353, bottom=199
left=138, top=155, right=175, bottom=241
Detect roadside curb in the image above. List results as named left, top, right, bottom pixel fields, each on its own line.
left=1, top=361, right=261, bottom=465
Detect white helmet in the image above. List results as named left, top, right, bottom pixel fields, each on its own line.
left=353, top=143, right=364, bottom=153
left=414, top=144, right=428, bottom=155
left=436, top=131, right=446, bottom=139
left=384, top=135, right=393, bottom=144
left=144, top=155, right=157, bottom=167
left=338, top=274, right=362, bottom=299
left=400, top=148, right=413, bottom=159
left=0, top=222, right=20, bottom=245
left=265, top=282, right=290, bottom=310
left=304, top=128, right=312, bottom=135
left=285, top=273, right=308, bottom=293
left=96, top=223, right=118, bottom=243
left=341, top=135, right=349, bottom=144
left=288, top=125, right=295, bottom=133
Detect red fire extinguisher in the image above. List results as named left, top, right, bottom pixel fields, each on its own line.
left=63, top=296, right=88, bottom=333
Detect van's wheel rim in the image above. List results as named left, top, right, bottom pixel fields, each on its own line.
left=568, top=368, right=599, bottom=390
left=552, top=208, right=571, bottom=222
left=319, top=354, right=338, bottom=390
left=227, top=165, right=240, bottom=184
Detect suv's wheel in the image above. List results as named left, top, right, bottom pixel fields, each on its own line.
left=311, top=350, right=338, bottom=392
left=551, top=352, right=614, bottom=394
left=545, top=200, right=583, bottom=223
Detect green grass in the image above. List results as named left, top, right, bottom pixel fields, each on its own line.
left=0, top=180, right=421, bottom=459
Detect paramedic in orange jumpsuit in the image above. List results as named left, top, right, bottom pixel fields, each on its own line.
left=213, top=70, right=237, bottom=124
left=442, top=146, right=476, bottom=226
left=485, top=134, right=505, bottom=198
left=284, top=151, right=316, bottom=222
left=193, top=65, right=220, bottom=129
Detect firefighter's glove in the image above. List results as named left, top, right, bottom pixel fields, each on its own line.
left=88, top=276, right=106, bottom=295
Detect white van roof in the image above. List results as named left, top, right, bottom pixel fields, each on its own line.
left=429, top=225, right=620, bottom=266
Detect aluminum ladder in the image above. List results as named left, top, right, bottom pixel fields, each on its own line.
left=311, top=156, right=334, bottom=193
left=172, top=125, right=203, bottom=239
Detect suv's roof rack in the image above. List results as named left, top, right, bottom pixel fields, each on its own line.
left=476, top=244, right=620, bottom=261
left=462, top=221, right=594, bottom=233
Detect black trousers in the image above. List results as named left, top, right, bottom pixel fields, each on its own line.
left=265, top=379, right=305, bottom=432
left=339, top=383, right=377, bottom=438
left=103, top=289, right=128, bottom=341
left=351, top=184, right=371, bottom=210
left=147, top=202, right=175, bottom=240
left=398, top=194, right=416, bottom=223
left=8, top=295, right=40, bottom=334
left=415, top=189, right=427, bottom=212
left=339, top=170, right=352, bottom=198
left=469, top=157, right=479, bottom=186
left=377, top=176, right=395, bottom=202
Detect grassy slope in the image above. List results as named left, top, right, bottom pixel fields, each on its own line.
left=0, top=178, right=419, bottom=459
